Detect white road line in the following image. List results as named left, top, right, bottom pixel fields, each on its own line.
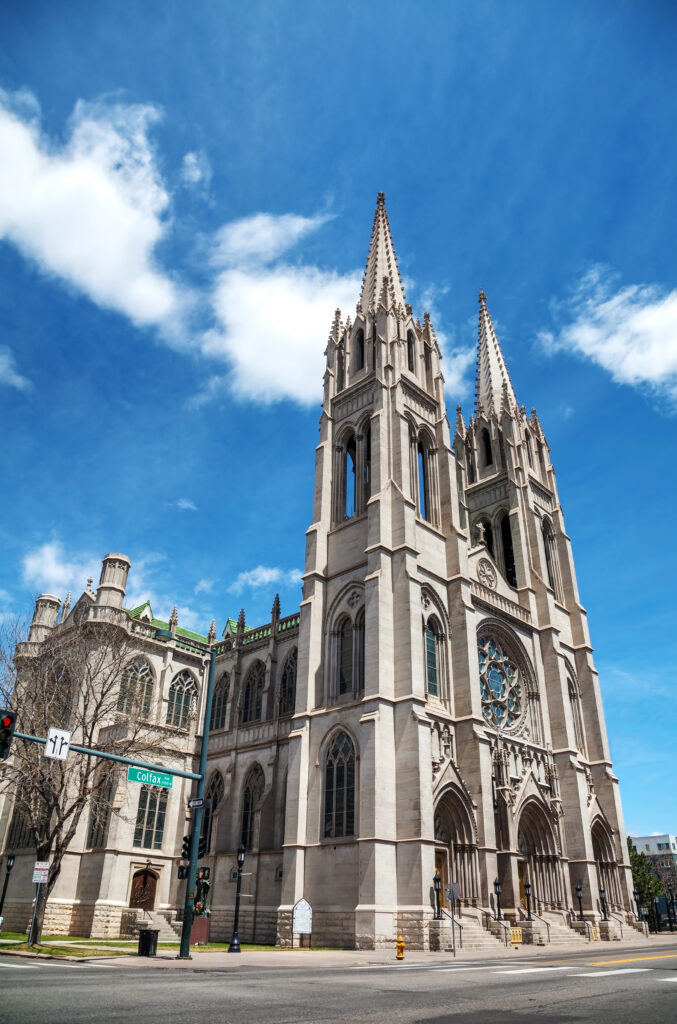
left=494, top=967, right=577, bottom=974
left=573, top=969, right=652, bottom=977
left=659, top=978, right=677, bottom=982
left=0, top=962, right=41, bottom=969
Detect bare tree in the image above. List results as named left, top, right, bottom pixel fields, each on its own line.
left=1, top=611, right=181, bottom=944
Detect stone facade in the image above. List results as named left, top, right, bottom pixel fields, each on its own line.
left=0, top=195, right=637, bottom=947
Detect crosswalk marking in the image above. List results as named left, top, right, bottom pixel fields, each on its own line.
left=0, top=962, right=40, bottom=969
left=494, top=967, right=577, bottom=974
left=574, top=968, right=652, bottom=977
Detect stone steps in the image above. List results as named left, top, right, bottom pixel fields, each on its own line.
left=128, top=909, right=182, bottom=942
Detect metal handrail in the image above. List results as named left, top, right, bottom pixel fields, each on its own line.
left=608, top=910, right=624, bottom=938
left=439, top=907, right=463, bottom=949
left=480, top=908, right=510, bottom=946
left=518, top=900, right=550, bottom=943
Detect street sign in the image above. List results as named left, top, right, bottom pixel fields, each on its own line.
left=127, top=766, right=173, bottom=788
left=44, top=727, right=71, bottom=761
left=32, top=860, right=50, bottom=884
left=446, top=884, right=461, bottom=900
left=188, top=797, right=211, bottom=810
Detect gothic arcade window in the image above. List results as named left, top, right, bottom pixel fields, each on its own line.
left=166, top=670, right=197, bottom=729
left=338, top=617, right=353, bottom=696
left=117, top=656, right=154, bottom=716
left=478, top=634, right=523, bottom=730
left=133, top=785, right=168, bottom=849
left=525, top=430, right=534, bottom=467
left=425, top=623, right=439, bottom=697
left=201, top=771, right=225, bottom=854
left=324, top=731, right=355, bottom=839
left=417, top=442, right=429, bottom=521
left=354, top=328, right=365, bottom=371
left=337, top=346, right=345, bottom=391
left=210, top=674, right=229, bottom=731
left=241, top=764, right=265, bottom=850
left=242, top=661, right=265, bottom=723
left=345, top=434, right=357, bottom=519
left=407, top=330, right=416, bottom=372
left=87, top=776, right=115, bottom=848
left=481, top=428, right=493, bottom=466
left=500, top=513, right=517, bottom=587
left=466, top=442, right=476, bottom=484
left=568, top=680, right=586, bottom=754
left=280, top=648, right=297, bottom=715
left=542, top=520, right=560, bottom=598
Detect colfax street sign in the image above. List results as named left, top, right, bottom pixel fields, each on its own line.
left=127, top=766, right=173, bottom=789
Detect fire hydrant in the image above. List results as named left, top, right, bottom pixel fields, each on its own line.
left=396, top=935, right=405, bottom=960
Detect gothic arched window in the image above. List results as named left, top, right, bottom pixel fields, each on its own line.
left=201, top=771, right=225, bottom=854
left=568, top=679, right=586, bottom=754
left=466, top=442, right=476, bottom=484
left=364, top=425, right=371, bottom=504
left=418, top=442, right=429, bottom=521
left=133, top=785, right=168, bottom=849
left=478, top=634, right=523, bottom=731
left=344, top=434, right=357, bottom=519
left=354, top=328, right=365, bottom=371
left=280, top=648, right=297, bottom=716
left=336, top=346, right=345, bottom=391
left=338, top=617, right=353, bottom=696
left=324, top=731, right=355, bottom=839
left=412, top=430, right=438, bottom=526
left=241, top=764, right=265, bottom=850
left=542, top=520, right=560, bottom=599
left=407, top=330, right=416, bottom=372
left=242, top=661, right=265, bottom=723
left=500, top=513, right=517, bottom=587
left=166, top=670, right=197, bottom=729
left=210, top=674, right=229, bottom=731
left=355, top=610, right=365, bottom=693
left=118, top=657, right=154, bottom=716
left=425, top=622, right=438, bottom=697
left=525, top=430, right=534, bottom=468
left=481, top=428, right=493, bottom=466
left=87, top=775, right=115, bottom=849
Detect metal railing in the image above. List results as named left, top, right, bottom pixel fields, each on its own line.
left=439, top=908, right=463, bottom=950
left=480, top=908, right=510, bottom=946
left=518, top=900, right=550, bottom=943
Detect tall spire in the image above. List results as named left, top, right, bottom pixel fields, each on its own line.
left=474, top=291, right=517, bottom=417
left=357, top=192, right=407, bottom=316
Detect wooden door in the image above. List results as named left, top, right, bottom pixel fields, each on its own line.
left=435, top=848, right=450, bottom=909
left=129, top=869, right=157, bottom=911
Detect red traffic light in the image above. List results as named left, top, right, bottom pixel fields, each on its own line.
left=0, top=709, right=16, bottom=760
left=1, top=715, right=12, bottom=728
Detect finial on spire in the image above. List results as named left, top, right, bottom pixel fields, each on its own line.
left=207, top=619, right=216, bottom=645
left=474, top=291, right=518, bottom=418
left=358, top=193, right=406, bottom=317
left=60, top=592, right=72, bottom=622
left=86, top=576, right=94, bottom=591
left=271, top=593, right=280, bottom=621
left=237, top=607, right=245, bottom=637
left=169, top=605, right=178, bottom=634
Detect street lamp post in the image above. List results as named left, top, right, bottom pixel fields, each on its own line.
left=599, top=886, right=608, bottom=922
left=229, top=844, right=246, bottom=952
left=632, top=888, right=641, bottom=921
left=0, top=852, right=16, bottom=920
left=494, top=877, right=503, bottom=921
left=524, top=879, right=532, bottom=921
left=666, top=885, right=674, bottom=933
left=654, top=897, right=661, bottom=933
left=154, top=630, right=217, bottom=961
left=433, top=872, right=442, bottom=920
left=575, top=883, right=584, bottom=922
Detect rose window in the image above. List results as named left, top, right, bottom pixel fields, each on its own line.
left=478, top=634, right=522, bottom=729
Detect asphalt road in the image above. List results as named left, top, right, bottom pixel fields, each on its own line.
left=2, top=945, right=677, bottom=1024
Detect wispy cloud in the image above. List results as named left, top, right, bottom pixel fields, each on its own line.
left=0, top=89, right=182, bottom=328
left=0, top=345, right=31, bottom=392
left=194, top=578, right=215, bottom=594
left=174, top=498, right=198, bottom=511
left=212, top=211, right=330, bottom=268
left=539, top=265, right=677, bottom=407
left=180, top=150, right=212, bottom=189
left=228, top=565, right=302, bottom=594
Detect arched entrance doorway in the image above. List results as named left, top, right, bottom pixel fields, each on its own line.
left=592, top=818, right=621, bottom=911
left=434, top=788, right=479, bottom=908
left=129, top=867, right=158, bottom=911
left=516, top=801, right=563, bottom=911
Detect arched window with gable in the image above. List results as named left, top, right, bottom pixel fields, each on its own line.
left=210, top=673, right=229, bottom=731
left=324, top=731, right=356, bottom=839
left=241, top=764, right=265, bottom=850
left=354, top=328, right=365, bottom=371
left=280, top=648, right=297, bottom=716
left=407, top=330, right=416, bottom=372
left=117, top=656, right=154, bottom=716
left=241, top=661, right=265, bottom=723
left=201, top=771, right=225, bottom=854
left=166, top=670, right=197, bottom=729
left=411, top=428, right=439, bottom=526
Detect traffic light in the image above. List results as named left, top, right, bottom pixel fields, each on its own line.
left=0, top=710, right=16, bottom=761
left=181, top=834, right=191, bottom=859
left=198, top=834, right=207, bottom=859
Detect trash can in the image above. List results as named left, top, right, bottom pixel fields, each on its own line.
left=137, top=928, right=159, bottom=957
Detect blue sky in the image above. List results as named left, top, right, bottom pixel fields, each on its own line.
left=1, top=1, right=675, bottom=834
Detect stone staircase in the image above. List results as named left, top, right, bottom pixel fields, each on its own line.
left=431, top=909, right=508, bottom=951
left=123, top=908, right=182, bottom=941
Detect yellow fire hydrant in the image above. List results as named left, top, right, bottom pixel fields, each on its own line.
left=396, top=935, right=405, bottom=960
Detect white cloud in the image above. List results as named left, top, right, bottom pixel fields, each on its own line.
left=228, top=565, right=302, bottom=594
left=180, top=150, right=212, bottom=188
left=175, top=498, right=198, bottom=511
left=0, top=346, right=31, bottom=391
left=22, top=541, right=100, bottom=595
left=194, top=578, right=215, bottom=595
left=539, top=266, right=677, bottom=405
left=0, top=90, right=181, bottom=327
left=212, top=211, right=330, bottom=268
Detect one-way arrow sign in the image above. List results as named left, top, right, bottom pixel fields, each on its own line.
left=188, top=797, right=211, bottom=810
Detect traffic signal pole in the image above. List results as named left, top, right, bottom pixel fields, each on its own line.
left=177, top=643, right=216, bottom=960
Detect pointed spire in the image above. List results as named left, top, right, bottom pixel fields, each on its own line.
left=169, top=605, right=178, bottom=635
left=60, top=592, right=72, bottom=622
left=237, top=607, right=245, bottom=638
left=271, top=593, right=280, bottom=622
left=358, top=193, right=407, bottom=317
left=454, top=405, right=466, bottom=440
left=207, top=619, right=216, bottom=645
left=475, top=291, right=517, bottom=418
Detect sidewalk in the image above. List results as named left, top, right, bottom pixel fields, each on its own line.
left=3, top=932, right=677, bottom=969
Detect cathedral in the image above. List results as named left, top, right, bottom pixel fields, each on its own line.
left=0, top=195, right=639, bottom=949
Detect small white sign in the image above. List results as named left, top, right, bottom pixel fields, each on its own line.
left=32, top=861, right=50, bottom=884
left=293, top=897, right=312, bottom=934
left=44, top=727, right=72, bottom=761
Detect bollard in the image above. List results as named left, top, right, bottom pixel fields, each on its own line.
left=396, top=934, right=405, bottom=960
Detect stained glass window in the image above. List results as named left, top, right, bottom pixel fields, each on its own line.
left=478, top=634, right=522, bottom=730
left=133, top=785, right=168, bottom=850
left=166, top=670, right=197, bottom=729
left=280, top=649, right=297, bottom=715
left=201, top=771, right=224, bottom=854
left=242, top=662, right=265, bottom=723
left=210, top=674, right=229, bottom=730
left=324, top=731, right=355, bottom=838
left=241, top=764, right=265, bottom=850
left=425, top=626, right=438, bottom=697
left=118, top=657, right=154, bottom=716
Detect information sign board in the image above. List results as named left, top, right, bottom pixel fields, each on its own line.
left=32, top=860, right=50, bottom=884
left=292, top=897, right=312, bottom=934
left=127, top=766, right=173, bottom=788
